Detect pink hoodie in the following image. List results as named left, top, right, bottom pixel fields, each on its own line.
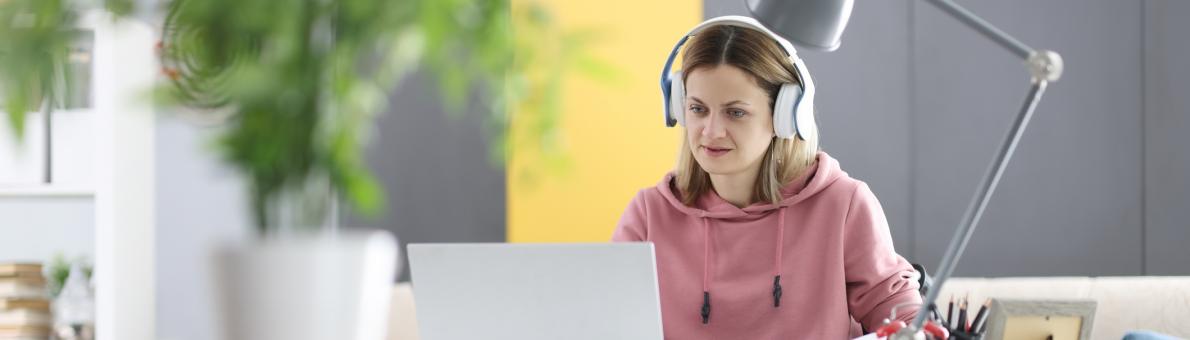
left=612, top=151, right=921, bottom=339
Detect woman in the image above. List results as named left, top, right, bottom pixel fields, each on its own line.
left=613, top=16, right=922, bottom=339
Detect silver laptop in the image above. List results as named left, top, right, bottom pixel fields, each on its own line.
left=407, top=243, right=664, bottom=340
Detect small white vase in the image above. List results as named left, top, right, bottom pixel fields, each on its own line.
left=216, top=230, right=398, bottom=340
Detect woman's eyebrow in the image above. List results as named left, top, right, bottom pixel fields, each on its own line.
left=687, top=96, right=751, bottom=107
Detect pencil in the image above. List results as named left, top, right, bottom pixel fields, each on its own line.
left=948, top=295, right=956, bottom=330
left=972, top=299, right=992, bottom=334
left=957, top=297, right=968, bottom=332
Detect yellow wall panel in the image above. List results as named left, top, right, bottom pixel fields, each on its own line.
left=508, top=0, right=701, bottom=242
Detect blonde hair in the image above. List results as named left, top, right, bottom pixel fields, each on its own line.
left=674, top=24, right=819, bottom=206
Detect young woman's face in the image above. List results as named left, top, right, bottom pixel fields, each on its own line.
left=684, top=64, right=775, bottom=177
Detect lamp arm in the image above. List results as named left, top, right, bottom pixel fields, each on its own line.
left=908, top=80, right=1049, bottom=332
left=924, top=0, right=1064, bottom=82
left=925, top=0, right=1031, bottom=58
left=905, top=0, right=1065, bottom=333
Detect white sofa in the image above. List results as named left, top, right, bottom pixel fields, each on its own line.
left=935, top=276, right=1190, bottom=340
left=388, top=277, right=1190, bottom=340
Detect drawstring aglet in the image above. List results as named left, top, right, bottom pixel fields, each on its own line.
left=701, top=291, right=711, bottom=324
left=772, top=275, right=783, bottom=307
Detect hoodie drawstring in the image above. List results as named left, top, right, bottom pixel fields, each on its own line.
left=699, top=207, right=788, bottom=324
left=701, top=217, right=712, bottom=324
left=773, top=208, right=786, bottom=307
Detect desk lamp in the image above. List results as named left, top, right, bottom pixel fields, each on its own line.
left=746, top=0, right=1064, bottom=337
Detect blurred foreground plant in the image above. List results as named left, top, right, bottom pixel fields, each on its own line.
left=1, top=0, right=609, bottom=234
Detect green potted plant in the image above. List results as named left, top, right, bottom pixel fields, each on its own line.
left=2, top=0, right=600, bottom=338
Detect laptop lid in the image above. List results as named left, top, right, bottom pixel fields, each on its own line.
left=407, top=243, right=664, bottom=340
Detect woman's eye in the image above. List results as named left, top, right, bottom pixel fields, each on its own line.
left=729, top=109, right=747, bottom=118
left=689, top=105, right=707, bottom=115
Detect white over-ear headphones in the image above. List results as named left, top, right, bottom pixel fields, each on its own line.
left=660, top=15, right=817, bottom=141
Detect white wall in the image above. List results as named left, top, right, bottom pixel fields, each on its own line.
left=154, top=116, right=251, bottom=340
left=0, top=197, right=94, bottom=262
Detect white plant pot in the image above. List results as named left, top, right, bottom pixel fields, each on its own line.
left=216, top=230, right=398, bottom=340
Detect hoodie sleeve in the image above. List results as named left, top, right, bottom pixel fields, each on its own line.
left=842, top=182, right=922, bottom=330
left=611, top=190, right=648, bottom=242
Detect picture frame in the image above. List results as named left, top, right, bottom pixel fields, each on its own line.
left=985, top=299, right=1097, bottom=340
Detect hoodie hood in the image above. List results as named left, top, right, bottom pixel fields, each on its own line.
left=655, top=151, right=846, bottom=219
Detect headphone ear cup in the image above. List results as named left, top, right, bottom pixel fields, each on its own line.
left=669, top=71, right=687, bottom=127
left=662, top=75, right=674, bottom=127
left=773, top=83, right=800, bottom=139
left=793, top=92, right=817, bottom=142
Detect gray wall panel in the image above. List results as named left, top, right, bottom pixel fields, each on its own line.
left=912, top=0, right=1143, bottom=276
left=1144, top=0, right=1190, bottom=275
left=706, top=0, right=1179, bottom=276
left=343, top=71, right=506, bottom=282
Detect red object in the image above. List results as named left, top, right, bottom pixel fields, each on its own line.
left=873, top=320, right=949, bottom=339
left=924, top=320, right=950, bottom=340
left=875, top=320, right=906, bottom=338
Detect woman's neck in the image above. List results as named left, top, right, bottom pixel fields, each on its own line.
left=708, top=169, right=760, bottom=208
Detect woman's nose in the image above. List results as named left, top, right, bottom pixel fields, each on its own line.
left=701, top=112, right=727, bottom=138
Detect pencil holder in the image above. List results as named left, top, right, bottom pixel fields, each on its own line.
left=949, top=330, right=983, bottom=340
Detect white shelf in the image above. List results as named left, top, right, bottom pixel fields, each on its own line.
left=0, top=11, right=156, bottom=340
left=0, top=185, right=95, bottom=197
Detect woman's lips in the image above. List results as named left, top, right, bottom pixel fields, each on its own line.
left=701, top=146, right=732, bottom=157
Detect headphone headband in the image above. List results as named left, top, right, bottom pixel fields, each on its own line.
left=680, top=16, right=798, bottom=59
left=660, top=15, right=817, bottom=141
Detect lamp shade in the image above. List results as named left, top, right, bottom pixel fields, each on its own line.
left=746, top=0, right=855, bottom=51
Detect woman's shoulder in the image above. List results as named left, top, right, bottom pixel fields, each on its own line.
left=627, top=173, right=678, bottom=208
left=815, top=175, right=875, bottom=207
left=789, top=151, right=868, bottom=201
left=614, top=175, right=683, bottom=241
